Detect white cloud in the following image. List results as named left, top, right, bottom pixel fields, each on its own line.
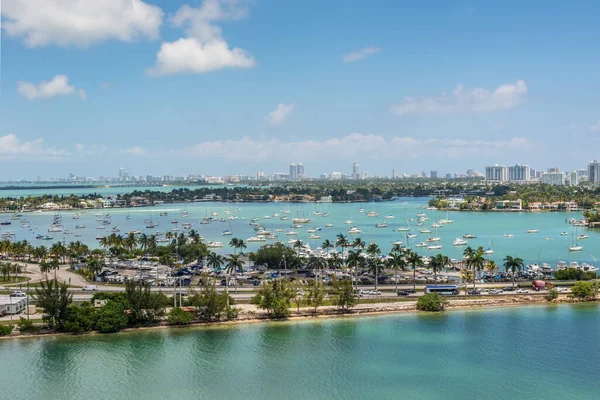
left=343, top=47, right=381, bottom=63
left=148, top=0, right=255, bottom=76
left=590, top=120, right=600, bottom=132
left=185, top=133, right=535, bottom=162
left=265, top=104, right=295, bottom=126
left=121, top=146, right=148, bottom=156
left=391, top=80, right=528, bottom=116
left=0, top=134, right=66, bottom=160
left=16, top=75, right=86, bottom=101
left=1, top=0, right=163, bottom=48
left=75, top=143, right=107, bottom=156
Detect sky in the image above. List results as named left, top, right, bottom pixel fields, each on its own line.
left=1, top=0, right=600, bottom=180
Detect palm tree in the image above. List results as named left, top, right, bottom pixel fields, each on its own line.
left=486, top=260, right=498, bottom=274
left=307, top=255, right=327, bottom=285
left=336, top=234, right=350, bottom=259
left=188, top=229, right=201, bottom=244
left=124, top=232, right=138, bottom=252
left=39, top=261, right=52, bottom=280
left=391, top=242, right=404, bottom=255
left=352, top=237, right=365, bottom=250
left=429, top=253, right=450, bottom=287
left=503, top=255, right=524, bottom=289
left=327, top=252, right=343, bottom=270
left=229, top=238, right=240, bottom=253
left=347, top=249, right=365, bottom=291
left=405, top=250, right=424, bottom=291
left=386, top=251, right=406, bottom=292
left=206, top=252, right=224, bottom=287
left=321, top=239, right=333, bottom=255
left=224, top=253, right=244, bottom=296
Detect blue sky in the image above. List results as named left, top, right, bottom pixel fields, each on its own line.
left=1, top=0, right=600, bottom=180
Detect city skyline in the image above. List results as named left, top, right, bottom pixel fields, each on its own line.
left=2, top=0, right=600, bottom=179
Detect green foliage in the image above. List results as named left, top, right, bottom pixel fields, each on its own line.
left=251, top=280, right=294, bottom=318
left=554, top=268, right=597, bottom=281
left=570, top=281, right=597, bottom=300
left=167, top=307, right=194, bottom=325
left=416, top=293, right=448, bottom=311
left=95, top=301, right=128, bottom=333
left=124, top=280, right=167, bottom=325
left=34, top=279, right=73, bottom=330
left=62, top=303, right=98, bottom=333
left=17, top=317, right=40, bottom=334
left=252, top=243, right=299, bottom=270
left=0, top=324, right=13, bottom=336
left=189, top=286, right=234, bottom=321
left=330, top=278, right=358, bottom=312
left=545, top=289, right=559, bottom=302
left=304, top=280, right=326, bottom=314
left=92, top=292, right=128, bottom=306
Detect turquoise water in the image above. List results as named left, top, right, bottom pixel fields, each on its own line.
left=0, top=198, right=594, bottom=267
left=1, top=304, right=599, bottom=399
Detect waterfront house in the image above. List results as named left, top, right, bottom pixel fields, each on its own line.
left=494, top=199, right=523, bottom=210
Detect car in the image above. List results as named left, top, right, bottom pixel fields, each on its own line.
left=403, top=289, right=417, bottom=294
left=10, top=291, right=27, bottom=297
left=503, top=287, right=515, bottom=291
left=468, top=289, right=481, bottom=295
left=516, top=289, right=529, bottom=294
left=82, top=285, right=98, bottom=291
left=369, top=290, right=382, bottom=296
left=359, top=289, right=371, bottom=295
left=556, top=287, right=568, bottom=292
left=489, top=289, right=503, bottom=295
left=479, top=288, right=490, bottom=293
left=397, top=290, right=410, bottom=296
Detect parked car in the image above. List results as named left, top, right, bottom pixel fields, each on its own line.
left=516, top=289, right=529, bottom=294
left=10, top=291, right=27, bottom=297
left=479, top=288, right=489, bottom=293
left=403, top=289, right=417, bottom=294
left=397, top=290, right=410, bottom=296
left=359, top=289, right=371, bottom=295
left=82, top=285, right=98, bottom=291
left=503, top=287, right=515, bottom=291
left=489, top=289, right=503, bottom=295
left=556, top=287, right=568, bottom=292
left=369, top=290, right=382, bottom=296
left=468, top=289, right=481, bottom=295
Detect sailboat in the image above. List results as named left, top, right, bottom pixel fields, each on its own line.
left=483, top=235, right=494, bottom=254
left=569, top=228, right=583, bottom=252
left=439, top=210, right=454, bottom=224
left=367, top=200, right=378, bottom=217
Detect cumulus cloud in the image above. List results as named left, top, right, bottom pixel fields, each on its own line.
left=1, top=0, right=163, bottom=48
left=590, top=120, right=600, bottom=132
left=148, top=0, right=255, bottom=76
left=0, top=134, right=67, bottom=160
left=391, top=80, right=528, bottom=116
left=16, top=75, right=86, bottom=101
left=265, top=104, right=295, bottom=126
left=184, top=133, right=535, bottom=162
left=343, top=47, right=381, bottom=63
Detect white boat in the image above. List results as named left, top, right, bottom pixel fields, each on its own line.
left=426, top=237, right=441, bottom=242
left=453, top=238, right=468, bottom=246
left=504, top=234, right=514, bottom=238
left=397, top=227, right=409, bottom=232
left=358, top=208, right=364, bottom=213
left=391, top=240, right=403, bottom=245
left=427, top=244, right=443, bottom=250
left=285, top=231, right=298, bottom=236
left=348, top=227, right=361, bottom=234
left=415, top=242, right=428, bottom=248
left=556, top=261, right=567, bottom=270
left=367, top=211, right=378, bottom=217
left=308, top=235, right=321, bottom=240
left=280, top=216, right=289, bottom=221
left=581, top=263, right=598, bottom=272
left=247, top=236, right=266, bottom=242
left=375, top=223, right=387, bottom=228
left=578, top=234, right=588, bottom=240
left=526, top=229, right=539, bottom=234
left=384, top=215, right=395, bottom=219
left=560, top=232, right=569, bottom=236
left=420, top=228, right=432, bottom=234
left=569, top=245, right=583, bottom=252
left=307, top=229, right=317, bottom=233
left=345, top=220, right=353, bottom=224
left=222, top=230, right=232, bottom=236
left=76, top=225, right=85, bottom=229
left=207, top=241, right=224, bottom=248
left=407, top=233, right=418, bottom=239
left=48, top=226, right=63, bottom=232
left=325, top=223, right=334, bottom=227
left=431, top=223, right=442, bottom=228
left=292, top=218, right=311, bottom=224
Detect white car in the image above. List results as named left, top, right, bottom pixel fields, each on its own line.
left=369, top=290, right=382, bottom=296
left=10, top=291, right=27, bottom=298
left=82, top=285, right=99, bottom=291
left=516, top=289, right=529, bottom=294
left=359, top=289, right=371, bottom=295
left=556, top=287, right=568, bottom=293
left=489, top=289, right=503, bottom=295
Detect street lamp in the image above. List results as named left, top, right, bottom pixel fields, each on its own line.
left=537, top=249, right=544, bottom=265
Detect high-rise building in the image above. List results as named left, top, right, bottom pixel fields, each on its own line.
left=289, top=163, right=297, bottom=180
left=352, top=163, right=361, bottom=180
left=296, top=162, right=304, bottom=179
left=486, top=165, right=509, bottom=182
left=541, top=172, right=565, bottom=186
left=119, top=167, right=125, bottom=181
left=392, top=169, right=397, bottom=179
left=508, top=164, right=530, bottom=182
left=588, top=160, right=600, bottom=183
left=445, top=173, right=452, bottom=179
left=430, top=170, right=438, bottom=179
left=568, top=171, right=579, bottom=186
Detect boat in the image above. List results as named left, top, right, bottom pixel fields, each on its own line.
left=348, top=227, right=361, bottom=234
left=578, top=234, right=589, bottom=240
left=463, top=234, right=477, bottom=239
left=41, top=235, right=53, bottom=240
left=111, top=227, right=120, bottom=232
left=96, top=226, right=105, bottom=230
left=160, top=212, right=168, bottom=216
left=397, top=227, right=409, bottom=232
left=222, top=230, right=232, bottom=236
left=285, top=231, right=298, bottom=236
left=391, top=240, right=403, bottom=246
left=367, top=211, right=379, bottom=217
left=0, top=221, right=12, bottom=225
left=384, top=215, right=395, bottom=219
left=358, top=208, right=364, bottom=213
left=247, top=236, right=266, bottom=242
left=207, top=241, right=224, bottom=248
left=345, top=220, right=353, bottom=224
left=526, top=229, right=539, bottom=234
left=64, top=230, right=73, bottom=235
left=483, top=235, right=494, bottom=254
left=431, top=222, right=442, bottom=228
left=581, top=263, right=598, bottom=273
left=375, top=223, right=388, bottom=228
left=569, top=232, right=583, bottom=251
left=21, top=224, right=30, bottom=228
left=420, top=228, right=431, bottom=234
left=72, top=214, right=80, bottom=219
left=126, top=215, right=131, bottom=220
left=95, top=236, right=104, bottom=240
left=427, top=244, right=443, bottom=250
left=407, top=233, right=418, bottom=239
left=157, top=238, right=170, bottom=243
left=307, top=229, right=317, bottom=233
left=453, top=238, right=468, bottom=246
left=308, top=235, right=321, bottom=240
left=325, top=223, right=334, bottom=227
left=560, top=232, right=568, bottom=236
left=280, top=216, right=289, bottom=221
left=557, top=261, right=567, bottom=270
left=504, top=234, right=514, bottom=238
left=48, top=225, right=63, bottom=232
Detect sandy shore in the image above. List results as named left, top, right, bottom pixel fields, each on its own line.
left=2, top=293, right=591, bottom=340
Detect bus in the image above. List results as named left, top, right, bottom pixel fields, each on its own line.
left=424, top=285, right=459, bottom=296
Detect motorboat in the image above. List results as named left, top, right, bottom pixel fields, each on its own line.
left=415, top=242, right=428, bottom=247
left=375, top=223, right=388, bottom=228
left=207, top=241, right=224, bottom=248
left=349, top=227, right=361, bottom=234
left=463, top=234, right=477, bottom=239
left=285, top=231, right=298, bottom=236
left=560, top=232, right=569, bottom=236
left=427, top=244, right=443, bottom=250
left=453, top=238, right=468, bottom=246
left=325, top=224, right=334, bottom=227
left=504, top=234, right=514, bottom=238
left=391, top=240, right=403, bottom=246
left=367, top=211, right=378, bottom=217
left=384, top=215, right=395, bottom=219
left=578, top=234, right=589, bottom=240
left=76, top=225, right=85, bottom=229
left=526, top=229, right=539, bottom=234
left=309, top=235, right=321, bottom=240
left=247, top=236, right=266, bottom=242
left=345, top=220, right=353, bottom=224
left=397, top=227, right=409, bottom=232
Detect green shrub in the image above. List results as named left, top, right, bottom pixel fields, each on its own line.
left=62, top=303, right=98, bottom=333
left=416, top=293, right=448, bottom=311
left=251, top=280, right=294, bottom=319
left=570, top=281, right=597, bottom=300
left=545, top=289, right=559, bottom=302
left=554, top=268, right=597, bottom=281
left=0, top=324, right=14, bottom=336
left=17, top=317, right=40, bottom=333
left=96, top=301, right=128, bottom=333
left=167, top=307, right=194, bottom=325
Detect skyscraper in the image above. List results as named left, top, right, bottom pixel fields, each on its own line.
left=352, top=163, right=361, bottom=180
left=392, top=169, right=397, bottom=179
left=588, top=160, right=600, bottom=183
left=430, top=170, right=438, bottom=179
left=289, top=162, right=297, bottom=180
left=508, top=164, right=530, bottom=182
left=296, top=162, right=304, bottom=179
left=119, top=167, right=125, bottom=181
left=485, top=165, right=509, bottom=182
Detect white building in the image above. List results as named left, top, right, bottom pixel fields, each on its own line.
left=485, top=165, right=509, bottom=182
left=588, top=160, right=600, bottom=184
left=541, top=172, right=565, bottom=186
left=0, top=295, right=28, bottom=316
